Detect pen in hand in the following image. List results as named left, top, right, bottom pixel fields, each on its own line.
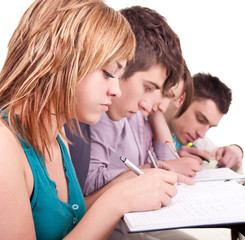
left=187, top=142, right=211, bottom=164
left=120, top=156, right=144, bottom=176
left=147, top=150, right=158, bottom=168
left=147, top=150, right=171, bottom=171
left=165, top=141, right=180, bottom=159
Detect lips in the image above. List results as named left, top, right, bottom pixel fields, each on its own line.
left=187, top=134, right=195, bottom=142
left=128, top=111, right=136, bottom=117
left=101, top=103, right=111, bottom=111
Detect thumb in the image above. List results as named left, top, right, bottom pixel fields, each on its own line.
left=215, top=148, right=224, bottom=161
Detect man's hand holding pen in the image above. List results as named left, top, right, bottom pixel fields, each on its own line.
left=177, top=145, right=210, bottom=164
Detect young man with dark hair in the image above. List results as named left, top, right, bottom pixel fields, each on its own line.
left=157, top=73, right=243, bottom=173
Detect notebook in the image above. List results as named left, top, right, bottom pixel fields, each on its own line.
left=192, top=168, right=245, bottom=182
left=124, top=180, right=245, bottom=233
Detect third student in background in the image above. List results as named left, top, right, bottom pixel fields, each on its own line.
left=150, top=73, right=243, bottom=174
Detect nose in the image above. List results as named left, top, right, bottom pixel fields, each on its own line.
left=158, top=97, right=171, bottom=113
left=196, top=125, right=209, bottom=139
left=139, top=100, right=152, bottom=114
left=151, top=103, right=158, bottom=112
left=107, top=78, right=122, bottom=98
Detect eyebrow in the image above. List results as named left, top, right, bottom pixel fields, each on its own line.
left=169, top=89, right=175, bottom=98
left=116, top=62, right=123, bottom=70
left=199, top=112, right=209, bottom=124
left=197, top=112, right=218, bottom=127
left=145, top=80, right=161, bottom=90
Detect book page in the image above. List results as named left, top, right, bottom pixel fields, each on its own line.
left=124, top=181, right=245, bottom=232
left=192, top=168, right=245, bottom=182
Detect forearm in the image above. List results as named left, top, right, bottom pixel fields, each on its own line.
left=85, top=169, right=137, bottom=209
left=83, top=164, right=126, bottom=196
left=85, top=179, right=117, bottom=210
left=153, top=141, right=176, bottom=160
left=149, top=112, right=173, bottom=143
left=65, top=187, right=124, bottom=240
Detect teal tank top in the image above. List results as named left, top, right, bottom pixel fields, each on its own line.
left=173, top=134, right=182, bottom=149
left=19, top=135, right=86, bottom=239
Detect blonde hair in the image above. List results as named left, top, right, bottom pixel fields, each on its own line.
left=0, top=0, right=135, bottom=157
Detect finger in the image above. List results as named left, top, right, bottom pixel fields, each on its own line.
left=182, top=153, right=207, bottom=165
left=194, top=164, right=202, bottom=172
left=224, top=155, right=238, bottom=169
left=177, top=173, right=195, bottom=185
left=217, top=161, right=225, bottom=168
left=196, top=157, right=204, bottom=165
left=157, top=160, right=171, bottom=171
left=180, top=146, right=210, bottom=163
left=161, top=194, right=172, bottom=207
left=188, top=170, right=197, bottom=178
left=165, top=184, right=178, bottom=199
left=159, top=170, right=178, bottom=185
left=215, top=148, right=224, bottom=161
left=217, top=151, right=232, bottom=167
left=161, top=184, right=177, bottom=206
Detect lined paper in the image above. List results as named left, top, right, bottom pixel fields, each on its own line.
left=124, top=181, right=245, bottom=232
left=192, top=168, right=245, bottom=182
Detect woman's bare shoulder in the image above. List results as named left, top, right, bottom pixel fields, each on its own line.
left=0, top=119, right=25, bottom=168
left=0, top=119, right=36, bottom=239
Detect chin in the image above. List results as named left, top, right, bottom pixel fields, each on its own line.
left=180, top=138, right=188, bottom=145
left=106, top=113, right=122, bottom=121
left=106, top=110, right=123, bottom=122
left=79, top=114, right=102, bottom=125
left=89, top=116, right=103, bottom=125
left=141, top=112, right=149, bottom=119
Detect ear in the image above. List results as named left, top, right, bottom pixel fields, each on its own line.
left=174, top=93, right=186, bottom=108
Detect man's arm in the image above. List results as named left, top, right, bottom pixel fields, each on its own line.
left=148, top=111, right=202, bottom=176
left=83, top=113, right=128, bottom=196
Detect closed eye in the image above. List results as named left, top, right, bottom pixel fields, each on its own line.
left=144, top=85, right=153, bottom=92
left=103, top=70, right=115, bottom=79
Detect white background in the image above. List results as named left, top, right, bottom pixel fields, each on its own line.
left=0, top=1, right=244, bottom=170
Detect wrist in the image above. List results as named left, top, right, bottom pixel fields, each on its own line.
left=103, top=184, right=128, bottom=217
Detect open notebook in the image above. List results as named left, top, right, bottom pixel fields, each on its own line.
left=124, top=179, right=245, bottom=233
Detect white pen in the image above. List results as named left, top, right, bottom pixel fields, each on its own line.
left=120, top=156, right=144, bottom=176
left=147, top=150, right=158, bottom=168
left=148, top=150, right=171, bottom=171
left=165, top=141, right=180, bottom=159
